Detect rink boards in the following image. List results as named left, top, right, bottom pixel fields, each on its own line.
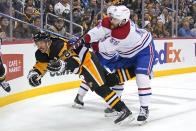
left=0, top=38, right=196, bottom=107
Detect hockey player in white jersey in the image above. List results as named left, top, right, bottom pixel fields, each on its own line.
left=82, top=5, right=156, bottom=124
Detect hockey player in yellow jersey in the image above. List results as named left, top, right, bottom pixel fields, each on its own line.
left=27, top=32, right=134, bottom=124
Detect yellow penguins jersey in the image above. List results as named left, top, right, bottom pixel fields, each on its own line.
left=33, top=37, right=91, bottom=75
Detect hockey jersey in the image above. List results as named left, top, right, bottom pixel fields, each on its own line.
left=87, top=17, right=152, bottom=60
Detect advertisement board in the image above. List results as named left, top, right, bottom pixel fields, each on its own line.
left=0, top=38, right=196, bottom=106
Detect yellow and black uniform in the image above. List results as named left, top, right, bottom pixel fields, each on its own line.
left=0, top=57, right=6, bottom=82
left=31, top=37, right=130, bottom=114
left=0, top=38, right=11, bottom=92
left=115, top=67, right=135, bottom=84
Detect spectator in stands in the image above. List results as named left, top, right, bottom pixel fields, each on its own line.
left=48, top=17, right=67, bottom=37
left=84, top=0, right=99, bottom=16
left=81, top=9, right=92, bottom=32
left=131, top=0, right=142, bottom=14
left=132, top=13, right=140, bottom=28
left=155, top=8, right=161, bottom=17
left=163, top=0, right=172, bottom=8
left=188, top=17, right=195, bottom=29
left=151, top=16, right=158, bottom=29
left=24, top=5, right=40, bottom=23
left=14, top=17, right=32, bottom=40
left=154, top=20, right=169, bottom=38
left=44, top=4, right=56, bottom=26
left=13, top=0, right=23, bottom=12
left=158, top=8, right=169, bottom=24
left=191, top=23, right=196, bottom=35
left=191, top=1, right=196, bottom=22
left=31, top=16, right=41, bottom=35
left=178, top=20, right=196, bottom=37
left=144, top=13, right=151, bottom=21
left=25, top=0, right=34, bottom=8
left=72, top=8, right=82, bottom=34
left=54, top=0, right=70, bottom=16
left=0, top=17, right=10, bottom=40
left=0, top=0, right=10, bottom=13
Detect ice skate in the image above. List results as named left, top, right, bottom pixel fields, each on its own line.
left=114, top=105, right=134, bottom=124
left=137, top=106, right=149, bottom=125
left=0, top=79, right=11, bottom=92
left=104, top=107, right=118, bottom=117
left=72, top=94, right=84, bottom=109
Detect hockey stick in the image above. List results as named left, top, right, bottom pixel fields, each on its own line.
left=36, top=10, right=95, bottom=80
left=0, top=12, right=71, bottom=40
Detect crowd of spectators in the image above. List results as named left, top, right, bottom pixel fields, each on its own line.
left=0, top=0, right=196, bottom=41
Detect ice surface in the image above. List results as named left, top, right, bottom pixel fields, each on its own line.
left=0, top=73, right=196, bottom=131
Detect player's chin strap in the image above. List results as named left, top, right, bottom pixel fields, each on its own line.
left=36, top=10, right=95, bottom=81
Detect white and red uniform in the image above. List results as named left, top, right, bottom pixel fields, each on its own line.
left=85, top=17, right=155, bottom=107
left=85, top=17, right=152, bottom=60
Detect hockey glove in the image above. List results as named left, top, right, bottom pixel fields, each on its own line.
left=67, top=34, right=84, bottom=49
left=47, top=60, right=66, bottom=73
left=27, top=69, right=41, bottom=87
left=65, top=57, right=80, bottom=73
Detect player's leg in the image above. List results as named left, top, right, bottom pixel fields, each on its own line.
left=0, top=57, right=11, bottom=92
left=135, top=42, right=155, bottom=123
left=103, top=67, right=136, bottom=117
left=73, top=80, right=90, bottom=108
left=81, top=52, right=133, bottom=124
left=104, top=83, right=124, bottom=117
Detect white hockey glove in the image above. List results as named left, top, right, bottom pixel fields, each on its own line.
left=47, top=59, right=66, bottom=73
left=27, top=69, right=41, bottom=87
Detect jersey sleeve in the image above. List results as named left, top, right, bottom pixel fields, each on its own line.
left=87, top=17, right=111, bottom=43
left=33, top=50, right=49, bottom=75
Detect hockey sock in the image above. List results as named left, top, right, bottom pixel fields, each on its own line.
left=77, top=81, right=90, bottom=101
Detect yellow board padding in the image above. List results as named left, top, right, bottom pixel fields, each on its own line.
left=0, top=66, right=196, bottom=107
left=154, top=67, right=196, bottom=77
left=0, top=80, right=82, bottom=107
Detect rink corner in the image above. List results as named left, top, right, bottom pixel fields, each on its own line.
left=0, top=80, right=81, bottom=107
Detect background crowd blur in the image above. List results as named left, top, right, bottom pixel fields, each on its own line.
left=0, top=0, right=196, bottom=41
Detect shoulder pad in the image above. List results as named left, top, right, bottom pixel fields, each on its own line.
left=101, top=17, right=111, bottom=29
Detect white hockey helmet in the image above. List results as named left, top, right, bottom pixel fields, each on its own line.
left=107, top=5, right=116, bottom=16
left=111, top=5, right=130, bottom=23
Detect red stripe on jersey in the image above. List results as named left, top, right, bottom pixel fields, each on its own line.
left=138, top=87, right=151, bottom=90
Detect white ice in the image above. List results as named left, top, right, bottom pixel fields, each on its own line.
left=0, top=72, right=196, bottom=131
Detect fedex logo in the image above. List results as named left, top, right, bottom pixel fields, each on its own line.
left=155, top=42, right=182, bottom=65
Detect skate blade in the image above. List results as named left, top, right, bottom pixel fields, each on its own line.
left=115, top=114, right=135, bottom=125
left=105, top=112, right=118, bottom=117
left=137, top=120, right=147, bottom=126
left=72, top=103, right=84, bottom=109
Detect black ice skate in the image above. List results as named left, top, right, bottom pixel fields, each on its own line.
left=72, top=94, right=84, bottom=109
left=137, top=106, right=149, bottom=125
left=0, top=79, right=11, bottom=92
left=114, top=105, right=133, bottom=124
left=104, top=107, right=118, bottom=117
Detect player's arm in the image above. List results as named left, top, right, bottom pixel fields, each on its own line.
left=27, top=50, right=49, bottom=87
left=46, top=40, right=86, bottom=74
left=84, top=17, right=111, bottom=44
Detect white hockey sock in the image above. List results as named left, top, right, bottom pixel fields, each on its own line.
left=110, top=83, right=124, bottom=97
left=78, top=81, right=90, bottom=101
left=136, top=74, right=152, bottom=106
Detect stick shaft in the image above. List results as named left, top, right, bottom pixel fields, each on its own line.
left=0, top=12, right=71, bottom=40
